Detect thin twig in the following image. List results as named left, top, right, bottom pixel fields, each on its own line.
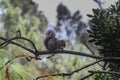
left=83, top=41, right=104, bottom=68
left=0, top=37, right=37, bottom=52
left=5, top=60, right=10, bottom=66
left=83, top=41, right=95, bottom=55
left=46, top=53, right=56, bottom=59
left=80, top=73, right=94, bottom=80
left=89, top=70, right=120, bottom=75
left=0, top=37, right=35, bottom=54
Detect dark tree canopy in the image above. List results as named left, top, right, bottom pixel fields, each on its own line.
left=87, top=2, right=120, bottom=72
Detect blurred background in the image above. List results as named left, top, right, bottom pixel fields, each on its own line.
left=0, top=0, right=118, bottom=80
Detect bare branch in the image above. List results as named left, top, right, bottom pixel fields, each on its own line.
left=0, top=37, right=37, bottom=52
left=80, top=73, right=94, bottom=80
left=34, top=59, right=103, bottom=80
left=89, top=70, right=120, bottom=75
left=0, top=37, right=101, bottom=59
left=38, top=50, right=101, bottom=59
left=0, top=37, right=35, bottom=54
left=37, top=50, right=120, bottom=61
left=83, top=41, right=95, bottom=55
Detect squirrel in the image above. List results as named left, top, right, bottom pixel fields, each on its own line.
left=44, top=29, right=66, bottom=51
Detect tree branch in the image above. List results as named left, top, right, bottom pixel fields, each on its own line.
left=83, top=41, right=95, bottom=55
left=0, top=37, right=37, bottom=52
left=89, top=70, right=120, bottom=75
left=80, top=73, right=94, bottom=80
left=34, top=59, right=103, bottom=80
left=0, top=37, right=35, bottom=54
left=1, top=37, right=120, bottom=61
left=37, top=50, right=101, bottom=59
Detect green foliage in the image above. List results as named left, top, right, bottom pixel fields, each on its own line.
left=0, top=0, right=48, bottom=79
left=0, top=49, right=31, bottom=80
left=87, top=2, right=120, bottom=79
left=94, top=74, right=112, bottom=80
left=0, top=59, right=5, bottom=70
left=9, top=0, right=38, bottom=15
left=0, top=0, right=47, bottom=49
left=0, top=0, right=47, bottom=38
left=87, top=2, right=120, bottom=59
left=10, top=64, right=30, bottom=80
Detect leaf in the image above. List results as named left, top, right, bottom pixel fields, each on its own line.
left=92, top=9, right=99, bottom=15
left=95, top=41, right=102, bottom=45
left=87, top=14, right=94, bottom=17
left=89, top=34, right=95, bottom=38
left=0, top=60, right=5, bottom=70
left=87, top=30, right=93, bottom=34
left=88, top=39, right=96, bottom=43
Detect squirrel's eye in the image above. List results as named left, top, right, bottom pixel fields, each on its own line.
left=46, top=31, right=51, bottom=35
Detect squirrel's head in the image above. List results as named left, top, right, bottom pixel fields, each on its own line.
left=46, top=30, right=55, bottom=38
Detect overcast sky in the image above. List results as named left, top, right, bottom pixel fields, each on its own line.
left=33, top=0, right=118, bottom=25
